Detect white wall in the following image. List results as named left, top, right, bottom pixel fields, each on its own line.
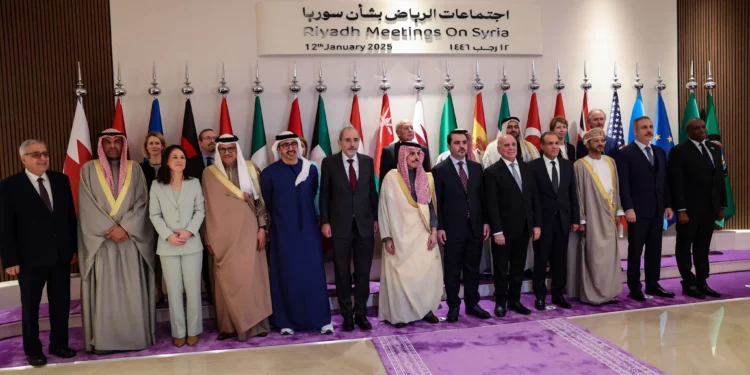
left=110, top=0, right=677, bottom=162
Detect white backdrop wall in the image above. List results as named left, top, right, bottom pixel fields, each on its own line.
left=110, top=0, right=677, bottom=163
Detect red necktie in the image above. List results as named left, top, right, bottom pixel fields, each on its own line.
left=348, top=159, right=357, bottom=191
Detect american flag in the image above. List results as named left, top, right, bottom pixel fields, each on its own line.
left=607, top=91, right=625, bottom=149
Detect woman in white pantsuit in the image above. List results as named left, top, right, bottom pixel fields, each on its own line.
left=149, top=145, right=205, bottom=347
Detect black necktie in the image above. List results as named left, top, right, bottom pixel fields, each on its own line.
left=699, top=143, right=713, bottom=167
left=37, top=177, right=53, bottom=212
left=206, top=156, right=214, bottom=166
left=550, top=161, right=559, bottom=194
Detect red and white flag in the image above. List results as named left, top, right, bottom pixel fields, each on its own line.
left=374, top=93, right=394, bottom=186
left=64, top=99, right=93, bottom=213
left=112, top=98, right=130, bottom=159
left=287, top=94, right=304, bottom=138
left=349, top=94, right=365, bottom=153
left=219, top=97, right=234, bottom=135
left=524, top=92, right=542, bottom=150
left=412, top=91, right=430, bottom=148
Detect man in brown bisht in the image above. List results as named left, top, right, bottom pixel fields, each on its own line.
left=78, top=129, right=155, bottom=353
left=571, top=128, right=624, bottom=305
left=202, top=134, right=271, bottom=341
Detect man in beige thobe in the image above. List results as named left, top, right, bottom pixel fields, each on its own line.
left=202, top=134, right=272, bottom=341
left=378, top=142, right=443, bottom=327
left=78, top=129, right=155, bottom=353
left=571, top=128, right=624, bottom=305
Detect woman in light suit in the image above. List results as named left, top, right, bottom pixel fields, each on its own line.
left=149, top=145, right=205, bottom=348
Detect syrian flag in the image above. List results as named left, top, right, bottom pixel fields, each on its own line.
left=309, top=94, right=332, bottom=166
left=412, top=91, right=430, bottom=148
left=250, top=96, right=270, bottom=169
left=287, top=94, right=304, bottom=138
left=112, top=98, right=130, bottom=159
left=524, top=92, right=542, bottom=150
left=64, top=99, right=93, bottom=213
left=219, top=97, right=234, bottom=135
left=180, top=99, right=200, bottom=158
left=374, top=93, right=395, bottom=189
left=349, top=94, right=365, bottom=153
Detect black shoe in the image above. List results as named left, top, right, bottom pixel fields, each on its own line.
left=535, top=298, right=546, bottom=311
left=494, top=304, right=507, bottom=317
left=26, top=355, right=47, bottom=367
left=645, top=286, right=675, bottom=298
left=523, top=269, right=533, bottom=279
left=342, top=316, right=355, bottom=332
left=466, top=305, right=491, bottom=319
left=551, top=296, right=572, bottom=309
left=628, top=291, right=647, bottom=302
left=355, top=315, right=372, bottom=330
left=683, top=285, right=706, bottom=299
left=446, top=307, right=459, bottom=322
left=698, top=284, right=721, bottom=298
left=508, top=301, right=532, bottom=315
left=49, top=347, right=76, bottom=359
left=423, top=311, right=440, bottom=324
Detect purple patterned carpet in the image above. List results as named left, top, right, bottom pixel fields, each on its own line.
left=621, top=250, right=750, bottom=270
left=374, top=318, right=664, bottom=375
left=0, top=271, right=748, bottom=368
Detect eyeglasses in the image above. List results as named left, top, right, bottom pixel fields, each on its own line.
left=201, top=136, right=217, bottom=141
left=218, top=147, right=237, bottom=154
left=24, top=151, right=49, bottom=159
left=279, top=142, right=298, bottom=150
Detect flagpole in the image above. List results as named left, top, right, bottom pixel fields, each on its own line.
left=114, top=61, right=127, bottom=101
left=290, top=61, right=301, bottom=94
left=218, top=62, right=230, bottom=96
left=253, top=62, right=264, bottom=96
left=351, top=61, right=361, bottom=93
left=183, top=62, right=194, bottom=99
left=555, top=60, right=565, bottom=92
left=443, top=60, right=454, bottom=92
left=581, top=60, right=592, bottom=91
left=316, top=66, right=327, bottom=94
left=501, top=63, right=511, bottom=92
left=610, top=62, right=626, bottom=239
left=686, top=60, right=698, bottom=92
left=704, top=60, right=716, bottom=91
left=414, top=61, right=425, bottom=92
left=76, top=61, right=87, bottom=102
left=380, top=61, right=390, bottom=93
left=149, top=62, right=161, bottom=97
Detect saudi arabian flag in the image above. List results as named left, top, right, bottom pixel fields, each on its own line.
left=497, top=92, right=511, bottom=131
left=706, top=92, right=736, bottom=226
left=250, top=96, right=269, bottom=169
left=310, top=94, right=332, bottom=166
left=679, top=91, right=700, bottom=142
left=439, top=92, right=458, bottom=154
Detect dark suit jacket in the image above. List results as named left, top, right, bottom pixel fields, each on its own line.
left=576, top=136, right=618, bottom=159
left=0, top=171, right=77, bottom=269
left=433, top=157, right=485, bottom=239
left=378, top=142, right=431, bottom=187
left=530, top=157, right=580, bottom=232
left=668, top=140, right=727, bottom=216
left=140, top=161, right=157, bottom=193
left=319, top=152, right=378, bottom=238
left=484, top=159, right=541, bottom=239
left=186, top=154, right=207, bottom=182
left=615, top=142, right=670, bottom=218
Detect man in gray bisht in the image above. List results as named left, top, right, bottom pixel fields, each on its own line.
left=78, top=128, right=155, bottom=353
left=569, top=128, right=624, bottom=305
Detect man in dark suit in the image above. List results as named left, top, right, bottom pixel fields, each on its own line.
left=576, top=109, right=618, bottom=159
left=0, top=140, right=77, bottom=367
left=185, top=128, right=216, bottom=303
left=320, top=126, right=378, bottom=331
left=484, top=135, right=542, bottom=317
left=434, top=129, right=491, bottom=322
left=668, top=118, right=727, bottom=299
left=615, top=116, right=675, bottom=301
left=378, top=120, right=431, bottom=187
left=530, top=132, right=579, bottom=310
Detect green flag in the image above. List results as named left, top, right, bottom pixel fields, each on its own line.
left=310, top=94, right=332, bottom=166
left=706, top=92, right=736, bottom=226
left=439, top=92, right=458, bottom=154
left=497, top=92, right=511, bottom=131
left=250, top=96, right=269, bottom=169
left=679, top=91, right=700, bottom=142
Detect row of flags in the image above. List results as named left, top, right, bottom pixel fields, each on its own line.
left=62, top=82, right=735, bottom=226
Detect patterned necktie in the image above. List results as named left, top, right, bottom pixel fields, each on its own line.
left=37, top=177, right=52, bottom=212
left=206, top=156, right=214, bottom=166
left=699, top=143, right=714, bottom=167
left=644, top=146, right=654, bottom=166
left=510, top=162, right=522, bottom=191
left=550, top=160, right=559, bottom=194
left=458, top=161, right=469, bottom=218
left=348, top=159, right=357, bottom=190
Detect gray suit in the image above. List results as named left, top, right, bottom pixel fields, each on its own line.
left=149, top=178, right=205, bottom=338
left=320, top=152, right=378, bottom=317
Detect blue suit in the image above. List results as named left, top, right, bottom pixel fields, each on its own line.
left=614, top=142, right=670, bottom=292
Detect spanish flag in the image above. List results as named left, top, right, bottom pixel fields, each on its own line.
left=472, top=92, right=488, bottom=161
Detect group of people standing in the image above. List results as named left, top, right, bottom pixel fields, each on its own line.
left=0, top=108, right=726, bottom=367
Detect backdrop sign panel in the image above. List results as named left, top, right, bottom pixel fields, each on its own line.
left=256, top=1, right=542, bottom=55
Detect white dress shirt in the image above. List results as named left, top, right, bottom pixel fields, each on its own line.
left=689, top=138, right=714, bottom=164
left=633, top=140, right=654, bottom=162
left=543, top=155, right=559, bottom=188
left=449, top=155, right=469, bottom=178
left=342, top=152, right=359, bottom=179
left=26, top=169, right=53, bottom=209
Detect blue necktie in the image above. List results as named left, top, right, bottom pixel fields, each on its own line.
left=644, top=146, right=654, bottom=166
left=510, top=162, right=522, bottom=191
